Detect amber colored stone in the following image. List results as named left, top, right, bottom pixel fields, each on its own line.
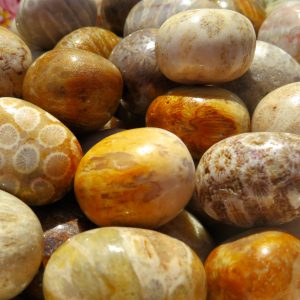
left=43, top=227, right=207, bottom=299
left=22, top=49, right=123, bottom=132
left=55, top=27, right=121, bottom=59
left=205, top=231, right=300, bottom=300
left=75, top=128, right=195, bottom=228
left=146, top=86, right=250, bottom=159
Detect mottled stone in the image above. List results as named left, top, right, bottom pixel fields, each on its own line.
left=43, top=227, right=207, bottom=300
left=16, top=0, right=97, bottom=50
left=23, top=192, right=95, bottom=300
left=23, top=49, right=123, bottom=132
left=252, top=82, right=300, bottom=134
left=264, top=0, right=299, bottom=15
left=55, top=27, right=121, bottom=59
left=258, top=2, right=300, bottom=62
left=196, top=132, right=300, bottom=227
left=158, top=210, right=215, bottom=262
left=205, top=231, right=300, bottom=299
left=0, top=26, right=32, bottom=98
left=156, top=9, right=256, bottom=84
left=124, top=0, right=218, bottom=36
left=0, top=97, right=82, bottom=205
left=0, top=190, right=43, bottom=299
left=100, top=0, right=141, bottom=36
left=75, top=128, right=195, bottom=228
left=220, top=41, right=300, bottom=114
left=146, top=86, right=250, bottom=160
left=109, top=28, right=176, bottom=116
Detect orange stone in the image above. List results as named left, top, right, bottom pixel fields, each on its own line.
left=205, top=231, right=300, bottom=300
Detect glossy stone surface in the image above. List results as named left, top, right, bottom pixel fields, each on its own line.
left=75, top=128, right=195, bottom=228
left=264, top=0, right=299, bottom=15
left=0, top=97, right=82, bottom=205
left=0, top=26, right=32, bottom=98
left=109, top=29, right=176, bottom=116
left=220, top=41, right=300, bottom=114
left=124, top=0, right=218, bottom=36
left=55, top=27, right=121, bottom=59
left=43, top=227, right=207, bottom=300
left=205, top=231, right=300, bottom=300
left=158, top=210, right=215, bottom=262
left=252, top=83, right=300, bottom=134
left=100, top=0, right=140, bottom=36
left=0, top=190, right=43, bottom=299
left=196, top=132, right=300, bottom=227
left=156, top=9, right=256, bottom=84
left=23, top=49, right=123, bottom=132
left=146, top=86, right=250, bottom=160
left=23, top=193, right=95, bottom=300
left=258, top=2, right=300, bottom=62
left=216, top=0, right=266, bottom=32
left=16, top=0, right=97, bottom=50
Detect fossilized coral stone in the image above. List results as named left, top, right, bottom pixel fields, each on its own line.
left=0, top=26, right=32, bottom=98
left=75, top=128, right=195, bottom=228
left=0, top=97, right=82, bottom=206
left=43, top=227, right=207, bottom=300
left=196, top=132, right=300, bottom=227
left=156, top=9, right=256, bottom=84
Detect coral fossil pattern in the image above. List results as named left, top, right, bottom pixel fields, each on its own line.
left=196, top=132, right=300, bottom=226
left=0, top=97, right=82, bottom=206
left=43, top=227, right=207, bottom=300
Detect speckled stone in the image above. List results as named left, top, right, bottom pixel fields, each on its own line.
left=220, top=41, right=300, bottom=115
left=75, top=128, right=195, bottom=228
left=100, top=0, right=141, bottom=36
left=252, top=82, right=300, bottom=134
left=205, top=231, right=300, bottom=300
left=264, top=0, right=299, bottom=15
left=146, top=86, right=250, bottom=160
left=258, top=2, right=300, bottom=62
left=16, top=0, right=97, bottom=50
left=196, top=132, right=300, bottom=227
left=0, top=190, right=43, bottom=300
left=23, top=49, right=123, bottom=132
left=0, top=26, right=32, bottom=98
left=109, top=28, right=176, bottom=116
left=23, top=193, right=95, bottom=300
left=156, top=9, right=256, bottom=84
left=124, top=0, right=218, bottom=36
left=0, top=97, right=82, bottom=206
left=158, top=210, right=215, bottom=262
left=43, top=227, right=207, bottom=300
left=55, top=27, right=121, bottom=59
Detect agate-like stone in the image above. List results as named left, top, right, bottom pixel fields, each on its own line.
left=196, top=132, right=300, bottom=227
left=252, top=82, right=300, bottom=134
left=0, top=26, right=32, bottom=98
left=23, top=49, right=123, bottom=132
left=146, top=86, right=250, bottom=160
left=100, top=0, right=140, bottom=36
left=205, top=231, right=300, bottom=299
left=156, top=9, right=256, bottom=84
left=23, top=193, right=95, bottom=300
left=75, top=128, right=195, bottom=228
left=220, top=41, right=300, bottom=114
left=55, top=27, right=121, bottom=59
left=158, top=210, right=215, bottom=262
left=109, top=28, right=176, bottom=116
left=258, top=2, right=300, bottom=62
left=43, top=227, right=207, bottom=300
left=16, top=0, right=97, bottom=50
left=0, top=97, right=82, bottom=205
left=124, top=0, right=218, bottom=36
left=0, top=190, right=43, bottom=300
